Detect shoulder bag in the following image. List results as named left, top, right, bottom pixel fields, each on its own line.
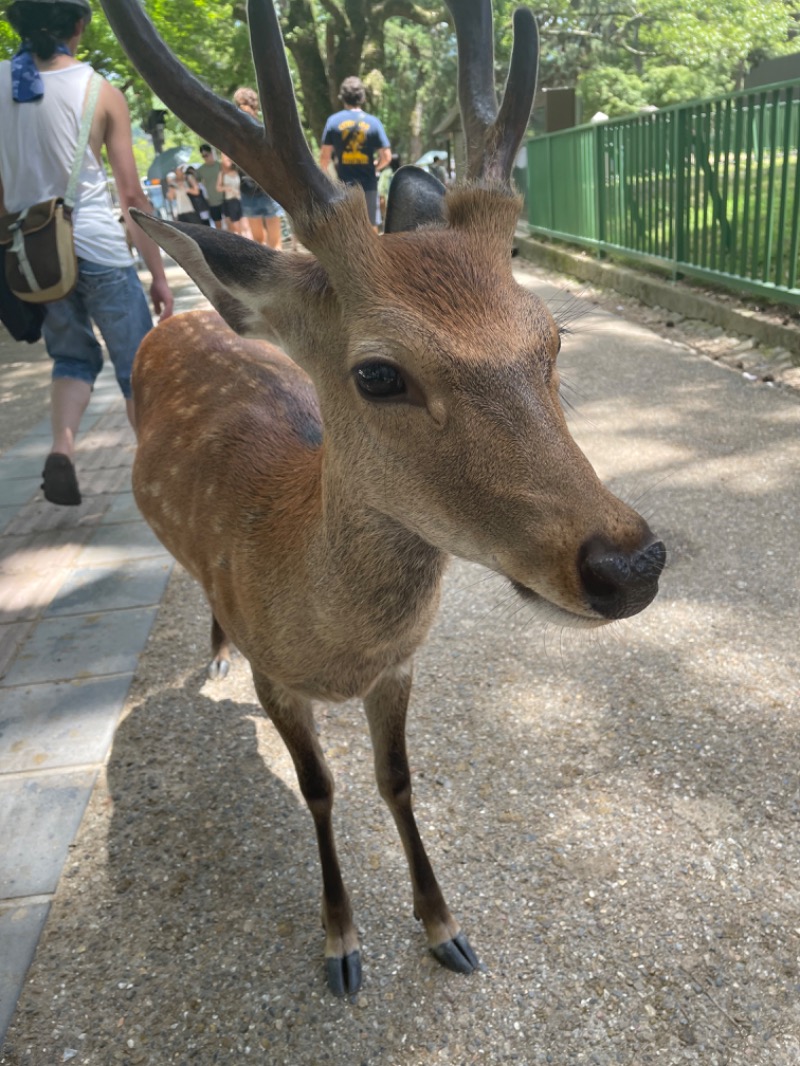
left=0, top=71, right=102, bottom=309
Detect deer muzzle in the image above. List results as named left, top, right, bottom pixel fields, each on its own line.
left=578, top=535, right=667, bottom=620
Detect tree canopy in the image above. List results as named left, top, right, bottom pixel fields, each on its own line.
left=1, top=0, right=797, bottom=167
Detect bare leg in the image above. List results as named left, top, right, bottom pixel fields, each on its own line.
left=42, top=377, right=90, bottom=505
left=363, top=662, right=479, bottom=974
left=247, top=216, right=267, bottom=245
left=265, top=216, right=282, bottom=250
left=252, top=672, right=361, bottom=996
left=50, top=377, right=91, bottom=458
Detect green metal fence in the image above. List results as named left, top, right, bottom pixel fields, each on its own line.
left=527, top=80, right=800, bottom=304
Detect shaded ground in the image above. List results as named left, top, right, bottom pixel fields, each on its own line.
left=0, top=339, right=51, bottom=456
left=1, top=266, right=799, bottom=1065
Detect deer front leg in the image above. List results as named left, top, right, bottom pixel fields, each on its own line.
left=364, top=662, right=480, bottom=976
left=208, top=613, right=231, bottom=679
left=252, top=672, right=361, bottom=997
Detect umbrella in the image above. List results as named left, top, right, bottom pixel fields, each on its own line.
left=147, top=145, right=195, bottom=183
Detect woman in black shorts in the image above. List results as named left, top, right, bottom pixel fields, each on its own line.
left=216, top=155, right=244, bottom=234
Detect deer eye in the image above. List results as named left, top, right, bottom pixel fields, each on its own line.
left=354, top=362, right=407, bottom=400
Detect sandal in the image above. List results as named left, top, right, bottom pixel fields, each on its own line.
left=41, top=453, right=82, bottom=506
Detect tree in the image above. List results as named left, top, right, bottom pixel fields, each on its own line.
left=554, top=0, right=798, bottom=117
left=640, top=0, right=797, bottom=91
left=2, top=0, right=798, bottom=159
left=378, top=14, right=456, bottom=161
left=277, top=0, right=443, bottom=139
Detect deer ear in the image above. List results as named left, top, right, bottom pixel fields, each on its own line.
left=383, top=166, right=446, bottom=234
left=131, top=211, right=333, bottom=347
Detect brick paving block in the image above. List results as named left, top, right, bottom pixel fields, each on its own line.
left=78, top=464, right=131, bottom=497
left=0, top=570, right=65, bottom=624
left=91, top=407, right=132, bottom=430
left=1, top=495, right=107, bottom=536
left=0, top=674, right=133, bottom=773
left=0, top=621, right=36, bottom=680
left=0, top=453, right=45, bottom=484
left=0, top=900, right=50, bottom=1042
left=78, top=440, right=135, bottom=472
left=0, top=529, right=92, bottom=576
left=2, top=418, right=52, bottom=446
left=0, top=479, right=35, bottom=509
left=47, top=558, right=172, bottom=616
left=77, top=426, right=134, bottom=451
left=0, top=505, right=17, bottom=534
left=0, top=770, right=97, bottom=898
left=73, top=522, right=169, bottom=567
left=0, top=606, right=158, bottom=687
left=100, top=491, right=142, bottom=525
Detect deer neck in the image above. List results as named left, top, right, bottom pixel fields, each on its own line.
left=312, top=445, right=448, bottom=641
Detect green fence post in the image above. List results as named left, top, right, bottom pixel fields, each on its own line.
left=775, top=88, right=793, bottom=289
left=672, top=108, right=686, bottom=280
left=594, top=123, right=606, bottom=257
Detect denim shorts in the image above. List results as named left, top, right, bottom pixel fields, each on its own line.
left=241, top=189, right=284, bottom=219
left=43, top=259, right=154, bottom=399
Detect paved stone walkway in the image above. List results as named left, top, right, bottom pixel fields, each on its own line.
left=0, top=387, right=173, bottom=1039
left=0, top=268, right=205, bottom=1044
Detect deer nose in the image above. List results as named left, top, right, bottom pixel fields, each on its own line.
left=579, top=536, right=666, bottom=620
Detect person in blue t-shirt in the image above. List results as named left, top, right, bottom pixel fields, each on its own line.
left=319, top=76, right=392, bottom=231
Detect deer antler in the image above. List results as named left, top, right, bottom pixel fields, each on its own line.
left=444, top=0, right=539, bottom=184
left=103, top=0, right=536, bottom=204
left=100, top=0, right=341, bottom=219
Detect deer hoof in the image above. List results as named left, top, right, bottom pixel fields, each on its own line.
left=207, top=657, right=230, bottom=680
left=326, top=950, right=362, bottom=997
left=430, top=933, right=480, bottom=974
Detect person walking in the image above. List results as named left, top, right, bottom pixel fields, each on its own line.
left=232, top=86, right=285, bottom=250
left=216, top=154, right=244, bottom=235
left=196, top=143, right=224, bottom=228
left=184, top=166, right=211, bottom=224
left=165, top=165, right=200, bottom=224
left=0, top=0, right=173, bottom=506
left=319, top=76, right=392, bottom=232
left=429, top=155, right=448, bottom=185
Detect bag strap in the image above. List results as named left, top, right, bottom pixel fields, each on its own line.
left=64, top=72, right=103, bottom=210
left=6, top=73, right=102, bottom=297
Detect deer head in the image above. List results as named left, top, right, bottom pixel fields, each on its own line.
left=102, top=0, right=665, bottom=627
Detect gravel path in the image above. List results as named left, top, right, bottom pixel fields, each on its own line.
left=2, top=266, right=799, bottom=1065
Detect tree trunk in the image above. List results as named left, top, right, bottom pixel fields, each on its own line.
left=283, top=0, right=335, bottom=140
left=281, top=0, right=442, bottom=139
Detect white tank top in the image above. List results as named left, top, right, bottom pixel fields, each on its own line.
left=0, top=61, right=132, bottom=268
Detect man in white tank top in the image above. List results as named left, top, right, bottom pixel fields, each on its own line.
left=0, top=0, right=174, bottom=505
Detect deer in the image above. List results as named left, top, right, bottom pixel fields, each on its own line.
left=101, top=0, right=666, bottom=997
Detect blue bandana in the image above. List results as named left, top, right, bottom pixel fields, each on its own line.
left=12, top=43, right=72, bottom=103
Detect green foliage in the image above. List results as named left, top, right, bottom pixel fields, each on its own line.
left=379, top=12, right=457, bottom=161
left=563, top=0, right=797, bottom=121
left=0, top=1, right=254, bottom=167
left=1, top=0, right=798, bottom=167
left=642, top=66, right=723, bottom=109
left=578, top=66, right=647, bottom=119
left=638, top=0, right=796, bottom=87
